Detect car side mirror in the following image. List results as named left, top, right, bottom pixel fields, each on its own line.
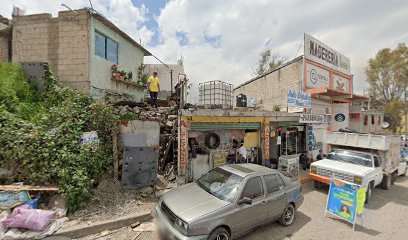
left=238, top=197, right=252, bottom=205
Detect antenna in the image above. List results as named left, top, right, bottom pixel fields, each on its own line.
left=88, top=0, right=94, bottom=10
left=61, top=4, right=78, bottom=14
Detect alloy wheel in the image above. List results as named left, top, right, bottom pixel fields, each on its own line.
left=284, top=205, right=295, bottom=225
left=215, top=233, right=229, bottom=240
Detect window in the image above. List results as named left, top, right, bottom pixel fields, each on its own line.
left=276, top=175, right=286, bottom=189
left=264, top=174, right=279, bottom=195
left=240, top=177, right=264, bottom=200
left=95, top=30, right=118, bottom=64
left=371, top=115, right=375, bottom=125
left=363, top=115, right=368, bottom=125
left=374, top=156, right=381, bottom=168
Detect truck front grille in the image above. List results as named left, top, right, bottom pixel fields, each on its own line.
left=317, top=168, right=354, bottom=183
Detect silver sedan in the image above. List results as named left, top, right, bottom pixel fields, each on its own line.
left=156, top=164, right=304, bottom=240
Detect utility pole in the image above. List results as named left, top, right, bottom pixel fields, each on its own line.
left=170, top=69, right=173, bottom=95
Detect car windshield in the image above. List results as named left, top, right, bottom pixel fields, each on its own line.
left=197, top=168, right=243, bottom=202
left=327, top=150, right=373, bottom=167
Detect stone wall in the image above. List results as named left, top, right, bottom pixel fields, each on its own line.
left=0, top=31, right=10, bottom=61
left=12, top=10, right=91, bottom=92
left=234, top=58, right=303, bottom=111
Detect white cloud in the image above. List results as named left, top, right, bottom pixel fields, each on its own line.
left=148, top=0, right=408, bottom=101
left=1, top=0, right=408, bottom=101
left=0, top=0, right=153, bottom=45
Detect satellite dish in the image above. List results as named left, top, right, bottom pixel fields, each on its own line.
left=381, top=122, right=390, bottom=129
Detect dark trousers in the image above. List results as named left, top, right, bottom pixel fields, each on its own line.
left=150, top=91, right=158, bottom=108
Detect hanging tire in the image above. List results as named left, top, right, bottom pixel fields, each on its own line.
left=208, top=227, right=230, bottom=240
left=205, top=132, right=220, bottom=149
left=279, top=204, right=296, bottom=226
left=381, top=175, right=391, bottom=190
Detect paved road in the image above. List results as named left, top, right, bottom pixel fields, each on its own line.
left=77, top=175, right=408, bottom=240
left=238, top=176, right=408, bottom=240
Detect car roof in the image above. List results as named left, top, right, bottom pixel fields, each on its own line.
left=220, top=163, right=276, bottom=177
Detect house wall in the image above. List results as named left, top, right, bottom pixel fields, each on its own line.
left=234, top=58, right=303, bottom=111
left=11, top=10, right=90, bottom=91
left=144, top=64, right=185, bottom=99
left=89, top=17, right=145, bottom=101
left=0, top=33, right=10, bottom=61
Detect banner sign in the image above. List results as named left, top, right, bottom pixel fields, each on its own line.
left=332, top=74, right=350, bottom=93
left=326, top=178, right=366, bottom=228
left=306, top=63, right=329, bottom=89
left=287, top=90, right=311, bottom=108
left=299, top=114, right=331, bottom=124
left=304, top=33, right=351, bottom=75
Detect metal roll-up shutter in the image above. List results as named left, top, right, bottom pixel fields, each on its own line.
left=191, top=122, right=261, bottom=131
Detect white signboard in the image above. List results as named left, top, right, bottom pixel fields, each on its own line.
left=299, top=114, right=331, bottom=124
left=306, top=63, right=330, bottom=89
left=304, top=33, right=351, bottom=75
left=332, top=74, right=350, bottom=93
left=287, top=90, right=311, bottom=108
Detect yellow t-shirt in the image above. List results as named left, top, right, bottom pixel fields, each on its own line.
left=148, top=76, right=160, bottom=92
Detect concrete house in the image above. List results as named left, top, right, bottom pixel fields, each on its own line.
left=11, top=9, right=151, bottom=101
left=144, top=63, right=185, bottom=100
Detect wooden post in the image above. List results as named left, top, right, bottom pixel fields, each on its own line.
left=113, top=129, right=118, bottom=180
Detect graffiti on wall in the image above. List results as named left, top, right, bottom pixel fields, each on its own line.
left=262, top=123, right=270, bottom=160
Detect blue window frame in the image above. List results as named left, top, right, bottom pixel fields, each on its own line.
left=95, top=30, right=118, bottom=64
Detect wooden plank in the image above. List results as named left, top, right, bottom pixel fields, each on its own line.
left=0, top=185, right=59, bottom=191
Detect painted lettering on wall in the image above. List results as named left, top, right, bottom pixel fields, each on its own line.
left=179, top=120, right=188, bottom=175
left=287, top=90, right=311, bottom=108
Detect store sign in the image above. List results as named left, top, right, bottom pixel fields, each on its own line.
left=178, top=120, right=189, bottom=175
left=304, top=33, right=351, bottom=75
left=334, top=113, right=346, bottom=122
left=306, top=63, right=330, bottom=89
left=299, top=114, right=331, bottom=124
left=326, top=179, right=358, bottom=224
left=333, top=74, right=350, bottom=93
left=287, top=90, right=311, bottom=108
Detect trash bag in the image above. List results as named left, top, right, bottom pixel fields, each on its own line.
left=2, top=205, right=55, bottom=231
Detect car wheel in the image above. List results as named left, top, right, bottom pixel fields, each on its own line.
left=279, top=204, right=295, bottom=226
left=381, top=175, right=391, bottom=190
left=208, top=227, right=230, bottom=240
left=365, top=183, right=372, bottom=204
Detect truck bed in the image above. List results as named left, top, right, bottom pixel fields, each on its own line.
left=325, top=131, right=400, bottom=174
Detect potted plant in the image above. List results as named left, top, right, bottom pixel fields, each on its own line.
left=111, top=64, right=120, bottom=79
left=120, top=70, right=127, bottom=80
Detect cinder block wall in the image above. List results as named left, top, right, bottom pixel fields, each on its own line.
left=0, top=34, right=10, bottom=61
left=12, top=10, right=90, bottom=92
left=234, top=59, right=303, bottom=111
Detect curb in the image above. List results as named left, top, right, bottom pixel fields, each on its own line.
left=55, top=210, right=154, bottom=239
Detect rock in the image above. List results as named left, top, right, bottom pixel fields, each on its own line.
left=119, top=106, right=128, bottom=115
left=166, top=121, right=174, bottom=127
left=168, top=115, right=177, bottom=121
left=131, top=221, right=141, bottom=229
left=133, top=107, right=140, bottom=114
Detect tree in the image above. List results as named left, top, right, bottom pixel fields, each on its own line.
left=366, top=43, right=408, bottom=133
left=253, top=49, right=285, bottom=76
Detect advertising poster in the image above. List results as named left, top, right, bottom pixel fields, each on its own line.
left=287, top=90, right=311, bottom=108
left=326, top=179, right=358, bottom=224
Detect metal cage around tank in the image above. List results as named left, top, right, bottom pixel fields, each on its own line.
left=198, top=80, right=234, bottom=109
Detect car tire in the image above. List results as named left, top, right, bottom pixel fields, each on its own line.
left=381, top=175, right=391, bottom=190
left=365, top=182, right=372, bottom=204
left=279, top=204, right=295, bottom=227
left=208, top=227, right=230, bottom=240
left=314, top=180, right=323, bottom=189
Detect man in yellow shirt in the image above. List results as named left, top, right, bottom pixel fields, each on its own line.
left=147, top=72, right=160, bottom=108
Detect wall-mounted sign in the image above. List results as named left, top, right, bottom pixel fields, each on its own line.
left=287, top=90, right=311, bottom=108
left=299, top=114, right=331, bottom=124
left=332, top=74, right=350, bottom=93
left=304, top=33, right=351, bottom=75
left=306, top=63, right=330, bottom=89
left=334, top=113, right=346, bottom=122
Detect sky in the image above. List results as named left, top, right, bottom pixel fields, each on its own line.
left=1, top=0, right=408, bottom=102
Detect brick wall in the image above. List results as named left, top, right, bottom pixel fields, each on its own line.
left=234, top=58, right=303, bottom=111
left=12, top=10, right=90, bottom=92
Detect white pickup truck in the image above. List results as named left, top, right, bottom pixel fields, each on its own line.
left=309, top=131, right=405, bottom=202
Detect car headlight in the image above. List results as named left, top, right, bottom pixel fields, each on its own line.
left=354, top=176, right=362, bottom=185
left=176, top=217, right=189, bottom=232
left=311, top=166, right=317, bottom=174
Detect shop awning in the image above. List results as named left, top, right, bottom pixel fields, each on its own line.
left=350, top=93, right=369, bottom=102
left=191, top=122, right=261, bottom=131
left=305, top=88, right=352, bottom=98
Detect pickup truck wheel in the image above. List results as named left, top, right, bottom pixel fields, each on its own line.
left=381, top=175, right=391, bottom=190
left=208, top=227, right=230, bottom=240
left=314, top=180, right=323, bottom=189
left=365, top=183, right=372, bottom=204
left=279, top=204, right=295, bottom=226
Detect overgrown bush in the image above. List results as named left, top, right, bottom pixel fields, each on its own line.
left=0, top=63, right=119, bottom=212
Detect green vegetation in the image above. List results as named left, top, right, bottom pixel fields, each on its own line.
left=0, top=63, right=119, bottom=212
